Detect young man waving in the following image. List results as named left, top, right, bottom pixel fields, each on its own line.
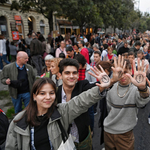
left=103, top=56, right=150, bottom=150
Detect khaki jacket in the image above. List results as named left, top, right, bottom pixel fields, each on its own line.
left=5, top=86, right=104, bottom=150
left=1, top=62, right=35, bottom=99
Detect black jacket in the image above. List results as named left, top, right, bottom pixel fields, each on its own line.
left=30, top=38, right=43, bottom=56
left=0, top=109, right=9, bottom=145
left=57, top=80, right=96, bottom=142
left=117, top=46, right=129, bottom=56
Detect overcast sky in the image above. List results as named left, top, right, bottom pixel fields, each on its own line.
left=135, top=0, right=150, bottom=13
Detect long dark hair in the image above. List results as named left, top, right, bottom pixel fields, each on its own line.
left=14, top=78, right=57, bottom=126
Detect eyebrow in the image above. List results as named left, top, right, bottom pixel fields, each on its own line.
left=39, top=90, right=55, bottom=92
left=64, top=71, right=78, bottom=73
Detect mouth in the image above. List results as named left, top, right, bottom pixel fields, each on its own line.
left=45, top=101, right=52, bottom=104
left=121, top=79, right=126, bottom=82
left=68, top=79, right=75, bottom=82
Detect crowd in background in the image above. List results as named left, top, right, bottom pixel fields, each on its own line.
left=1, top=31, right=150, bottom=150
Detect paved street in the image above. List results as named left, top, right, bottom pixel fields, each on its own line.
left=93, top=100, right=150, bottom=150
left=134, top=101, right=150, bottom=150
left=93, top=104, right=104, bottom=150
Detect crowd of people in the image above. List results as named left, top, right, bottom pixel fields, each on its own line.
left=1, top=31, right=150, bottom=150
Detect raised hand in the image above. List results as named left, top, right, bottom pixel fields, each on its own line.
left=146, top=78, right=150, bottom=87
left=126, top=58, right=149, bottom=89
left=88, top=65, right=110, bottom=88
left=111, top=55, right=126, bottom=83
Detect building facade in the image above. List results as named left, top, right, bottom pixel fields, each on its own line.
left=0, top=1, right=49, bottom=41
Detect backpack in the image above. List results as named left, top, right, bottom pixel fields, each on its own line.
left=0, top=109, right=9, bottom=145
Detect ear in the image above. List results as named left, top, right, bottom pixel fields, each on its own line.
left=77, top=72, right=79, bottom=79
left=58, top=72, right=62, bottom=79
left=33, top=94, right=36, bottom=101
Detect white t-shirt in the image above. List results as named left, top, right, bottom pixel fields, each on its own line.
left=84, top=38, right=88, bottom=43
left=0, top=39, right=6, bottom=55
left=101, top=49, right=107, bottom=61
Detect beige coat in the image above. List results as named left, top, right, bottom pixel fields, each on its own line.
left=5, top=86, right=104, bottom=150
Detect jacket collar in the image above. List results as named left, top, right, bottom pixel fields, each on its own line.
left=50, top=107, right=61, bottom=122
left=16, top=108, right=61, bottom=130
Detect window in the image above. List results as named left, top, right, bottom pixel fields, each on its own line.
left=40, top=20, right=45, bottom=35
left=0, top=16, right=8, bottom=38
left=60, top=28, right=65, bottom=34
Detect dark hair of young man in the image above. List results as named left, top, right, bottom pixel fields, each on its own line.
left=103, top=44, right=108, bottom=50
left=128, top=51, right=135, bottom=57
left=27, top=33, right=32, bottom=36
left=135, top=41, right=141, bottom=46
left=66, top=46, right=74, bottom=52
left=96, top=61, right=112, bottom=73
left=37, top=32, right=41, bottom=35
left=74, top=54, right=87, bottom=68
left=73, top=42, right=79, bottom=48
left=11, top=41, right=14, bottom=45
left=59, top=53, right=66, bottom=59
left=118, top=36, right=123, bottom=40
left=124, top=59, right=132, bottom=70
left=85, top=42, right=90, bottom=47
left=59, top=58, right=79, bottom=74
left=94, top=50, right=101, bottom=56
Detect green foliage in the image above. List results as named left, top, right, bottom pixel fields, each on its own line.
left=6, top=106, right=15, bottom=119
left=11, top=0, right=63, bottom=32
left=10, top=0, right=150, bottom=33
left=146, top=18, right=150, bottom=30
left=6, top=105, right=25, bottom=119
left=0, top=90, right=10, bottom=100
left=60, top=0, right=103, bottom=33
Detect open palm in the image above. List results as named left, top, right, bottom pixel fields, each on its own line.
left=126, top=58, right=149, bottom=89
left=88, top=65, right=110, bottom=88
left=111, top=55, right=126, bottom=82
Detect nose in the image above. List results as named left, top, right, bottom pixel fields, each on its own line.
left=70, top=73, right=74, bottom=77
left=45, top=93, right=50, bottom=99
left=121, top=73, right=125, bottom=78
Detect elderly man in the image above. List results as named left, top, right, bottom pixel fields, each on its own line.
left=1, top=51, right=35, bottom=113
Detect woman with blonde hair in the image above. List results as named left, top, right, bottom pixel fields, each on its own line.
left=50, top=58, right=63, bottom=87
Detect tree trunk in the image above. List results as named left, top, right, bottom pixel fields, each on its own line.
left=114, top=27, right=116, bottom=33
left=48, top=11, right=53, bottom=33
left=105, top=27, right=107, bottom=33
left=80, top=25, right=83, bottom=34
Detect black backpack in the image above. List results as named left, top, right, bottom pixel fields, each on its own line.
left=0, top=109, right=9, bottom=145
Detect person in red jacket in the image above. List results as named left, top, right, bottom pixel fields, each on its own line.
left=78, top=40, right=89, bottom=64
